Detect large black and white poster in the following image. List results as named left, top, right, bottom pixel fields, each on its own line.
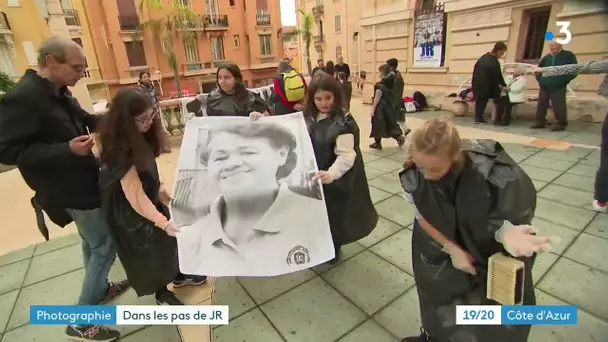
left=413, top=10, right=445, bottom=68
left=172, top=112, right=335, bottom=276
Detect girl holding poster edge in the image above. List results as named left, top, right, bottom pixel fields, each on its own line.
left=303, top=72, right=379, bottom=262
left=97, top=88, right=207, bottom=306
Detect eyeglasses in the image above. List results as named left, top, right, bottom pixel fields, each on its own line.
left=135, top=111, right=158, bottom=124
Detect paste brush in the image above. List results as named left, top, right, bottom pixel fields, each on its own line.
left=486, top=252, right=526, bottom=305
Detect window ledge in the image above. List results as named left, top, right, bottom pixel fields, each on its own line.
left=406, top=67, right=449, bottom=73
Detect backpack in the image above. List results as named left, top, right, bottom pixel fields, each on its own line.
left=282, top=70, right=305, bottom=102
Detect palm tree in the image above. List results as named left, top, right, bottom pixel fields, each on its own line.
left=281, top=9, right=314, bottom=75
left=138, top=0, right=198, bottom=98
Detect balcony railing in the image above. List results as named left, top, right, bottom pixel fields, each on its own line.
left=312, top=5, right=324, bottom=16
left=63, top=9, right=81, bottom=27
left=202, top=15, right=229, bottom=29
left=314, top=35, right=324, bottom=45
left=181, top=62, right=206, bottom=73
left=119, top=14, right=140, bottom=31
left=0, top=12, right=11, bottom=31
left=256, top=10, right=270, bottom=25
left=212, top=59, right=227, bottom=68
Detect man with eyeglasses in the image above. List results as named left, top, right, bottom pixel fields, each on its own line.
left=0, top=36, right=129, bottom=341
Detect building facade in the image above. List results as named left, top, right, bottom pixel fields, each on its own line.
left=355, top=0, right=608, bottom=121
left=83, top=0, right=283, bottom=98
left=295, top=0, right=364, bottom=75
left=0, top=0, right=95, bottom=110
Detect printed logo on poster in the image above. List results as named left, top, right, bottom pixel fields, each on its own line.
left=286, top=245, right=311, bottom=266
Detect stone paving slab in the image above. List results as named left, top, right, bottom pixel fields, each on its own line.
left=1, top=143, right=607, bottom=342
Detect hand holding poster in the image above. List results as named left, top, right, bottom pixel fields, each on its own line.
left=171, top=112, right=335, bottom=277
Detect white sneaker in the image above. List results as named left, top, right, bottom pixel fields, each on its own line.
left=592, top=200, right=607, bottom=213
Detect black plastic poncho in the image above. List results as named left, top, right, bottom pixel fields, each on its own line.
left=399, top=139, right=537, bottom=342
left=99, top=159, right=179, bottom=296
left=307, top=111, right=378, bottom=248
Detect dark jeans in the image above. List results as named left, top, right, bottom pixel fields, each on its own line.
left=535, top=87, right=568, bottom=127
left=495, top=96, right=513, bottom=125
left=67, top=208, right=117, bottom=305
left=596, top=113, right=608, bottom=202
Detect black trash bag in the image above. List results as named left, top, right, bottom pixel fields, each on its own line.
left=206, top=88, right=269, bottom=117
left=399, top=139, right=537, bottom=342
left=308, top=113, right=378, bottom=246
left=99, top=162, right=179, bottom=297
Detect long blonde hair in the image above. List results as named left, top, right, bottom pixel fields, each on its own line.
left=404, top=117, right=463, bottom=168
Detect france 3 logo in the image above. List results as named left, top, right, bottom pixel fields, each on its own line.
left=545, top=21, right=572, bottom=45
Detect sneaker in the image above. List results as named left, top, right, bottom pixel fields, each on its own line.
left=474, top=120, right=488, bottom=125
left=155, top=290, right=184, bottom=305
left=99, top=280, right=130, bottom=304
left=402, top=327, right=433, bottom=341
left=550, top=125, right=566, bottom=132
left=173, top=275, right=207, bottom=288
left=592, top=200, right=608, bottom=213
left=65, top=325, right=120, bottom=341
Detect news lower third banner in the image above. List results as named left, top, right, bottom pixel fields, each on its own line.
left=456, top=305, right=577, bottom=325
left=30, top=305, right=229, bottom=325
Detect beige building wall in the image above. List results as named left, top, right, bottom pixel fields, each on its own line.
left=295, top=0, right=364, bottom=75
left=356, top=0, right=608, bottom=120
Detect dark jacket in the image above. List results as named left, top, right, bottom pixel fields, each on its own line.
left=0, top=70, right=101, bottom=211
left=205, top=88, right=269, bottom=117
left=537, top=50, right=578, bottom=90
left=390, top=70, right=405, bottom=101
left=472, top=53, right=506, bottom=99
left=399, top=139, right=537, bottom=341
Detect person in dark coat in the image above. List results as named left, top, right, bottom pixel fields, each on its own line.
left=304, top=72, right=378, bottom=262
left=335, top=56, right=352, bottom=109
left=399, top=118, right=554, bottom=342
left=471, top=42, right=508, bottom=124
left=531, top=41, right=578, bottom=131
left=386, top=58, right=410, bottom=136
left=312, top=58, right=325, bottom=76
left=369, top=64, right=405, bottom=150
left=206, top=61, right=270, bottom=117
left=0, top=37, right=130, bottom=341
left=97, top=88, right=207, bottom=305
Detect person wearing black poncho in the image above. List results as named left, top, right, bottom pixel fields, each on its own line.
left=398, top=118, right=554, bottom=342
left=205, top=62, right=270, bottom=117
left=97, top=88, right=207, bottom=306
left=305, top=72, right=378, bottom=261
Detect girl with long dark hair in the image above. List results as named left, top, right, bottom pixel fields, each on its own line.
left=304, top=72, right=378, bottom=261
left=98, top=88, right=206, bottom=306
left=206, top=62, right=270, bottom=117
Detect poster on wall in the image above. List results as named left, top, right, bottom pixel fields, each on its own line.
left=413, top=10, right=446, bottom=68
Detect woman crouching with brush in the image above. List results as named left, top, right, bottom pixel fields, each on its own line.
left=399, top=118, right=554, bottom=342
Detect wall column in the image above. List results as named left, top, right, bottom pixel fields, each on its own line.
left=45, top=0, right=94, bottom=112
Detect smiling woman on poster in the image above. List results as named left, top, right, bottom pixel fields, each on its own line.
left=175, top=120, right=334, bottom=276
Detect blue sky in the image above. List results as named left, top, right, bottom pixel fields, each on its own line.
left=280, top=0, right=297, bottom=26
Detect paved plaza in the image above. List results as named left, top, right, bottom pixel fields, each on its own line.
left=0, top=104, right=607, bottom=341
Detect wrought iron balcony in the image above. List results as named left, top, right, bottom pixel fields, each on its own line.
left=0, top=12, right=10, bottom=31
left=119, top=14, right=140, bottom=31
left=314, top=35, right=324, bottom=45
left=203, top=15, right=229, bottom=30
left=63, top=9, right=81, bottom=27
left=260, top=56, right=275, bottom=64
left=175, top=16, right=205, bottom=30
left=256, top=10, right=270, bottom=25
left=312, top=5, right=324, bottom=16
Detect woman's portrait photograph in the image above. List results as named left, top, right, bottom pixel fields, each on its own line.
left=171, top=113, right=335, bottom=277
